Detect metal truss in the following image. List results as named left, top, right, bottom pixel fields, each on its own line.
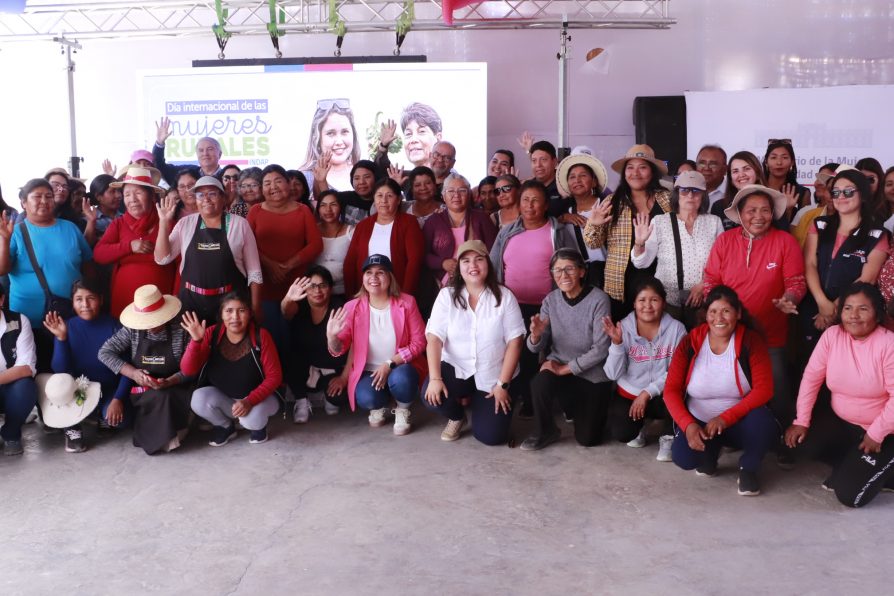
left=0, top=1, right=674, bottom=42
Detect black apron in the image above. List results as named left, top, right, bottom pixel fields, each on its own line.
left=179, top=215, right=246, bottom=324
left=130, top=327, right=191, bottom=455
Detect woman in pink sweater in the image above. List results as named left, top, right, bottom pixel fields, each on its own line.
left=786, top=282, right=894, bottom=507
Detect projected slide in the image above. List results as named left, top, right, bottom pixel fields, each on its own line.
left=139, top=62, right=488, bottom=188
left=685, top=85, right=894, bottom=185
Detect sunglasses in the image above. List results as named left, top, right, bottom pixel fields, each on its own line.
left=222, top=175, right=239, bottom=182
left=767, top=138, right=793, bottom=146
left=495, top=185, right=516, bottom=195
left=316, top=98, right=350, bottom=111
left=830, top=187, right=858, bottom=200
left=677, top=187, right=703, bottom=195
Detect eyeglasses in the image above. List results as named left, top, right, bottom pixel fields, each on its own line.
left=444, top=188, right=469, bottom=197
left=830, top=187, right=858, bottom=200
left=767, top=138, right=793, bottom=146
left=195, top=191, right=222, bottom=201
left=49, top=181, right=69, bottom=190
left=495, top=185, right=516, bottom=195
left=431, top=151, right=456, bottom=163
left=222, top=175, right=239, bottom=182
left=678, top=187, right=703, bottom=196
left=551, top=266, right=578, bottom=277
left=240, top=183, right=259, bottom=191
left=696, top=161, right=722, bottom=170
left=308, top=282, right=329, bottom=290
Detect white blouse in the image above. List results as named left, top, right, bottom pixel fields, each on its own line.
left=426, top=286, right=526, bottom=392
left=315, top=226, right=355, bottom=295
left=365, top=305, right=397, bottom=371
left=629, top=212, right=724, bottom=306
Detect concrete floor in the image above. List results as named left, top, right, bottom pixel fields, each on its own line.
left=1, top=407, right=891, bottom=596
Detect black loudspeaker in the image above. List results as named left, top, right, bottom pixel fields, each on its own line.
left=633, top=96, right=687, bottom=174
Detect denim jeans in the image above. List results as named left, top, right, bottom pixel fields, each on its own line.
left=671, top=406, right=778, bottom=473
left=355, top=364, right=419, bottom=411
left=0, top=377, right=38, bottom=441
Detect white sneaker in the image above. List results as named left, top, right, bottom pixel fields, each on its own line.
left=368, top=407, right=388, bottom=428
left=392, top=407, right=412, bottom=436
left=323, top=400, right=340, bottom=416
left=626, top=429, right=647, bottom=448
left=440, top=418, right=465, bottom=441
left=292, top=398, right=311, bottom=424
left=656, top=434, right=674, bottom=462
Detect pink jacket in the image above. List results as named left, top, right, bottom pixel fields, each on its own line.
left=331, top=293, right=427, bottom=410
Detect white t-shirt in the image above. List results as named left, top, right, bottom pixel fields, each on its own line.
left=426, top=286, right=526, bottom=392
left=368, top=221, right=394, bottom=260
left=365, top=305, right=397, bottom=371
left=685, top=332, right=751, bottom=422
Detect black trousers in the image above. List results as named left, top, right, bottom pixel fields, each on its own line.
left=530, top=371, right=611, bottom=446
left=517, top=303, right=541, bottom=406
left=609, top=391, right=672, bottom=443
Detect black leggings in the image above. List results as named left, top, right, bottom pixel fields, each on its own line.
left=609, top=391, right=672, bottom=443
left=530, top=371, right=611, bottom=446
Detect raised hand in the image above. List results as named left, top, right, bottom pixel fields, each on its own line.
left=312, top=152, right=332, bottom=183
left=102, top=158, right=116, bottom=176
left=586, top=198, right=613, bottom=227
left=529, top=313, right=549, bottom=341
left=781, top=183, right=799, bottom=209
left=155, top=116, right=172, bottom=145
left=43, top=311, right=68, bottom=341
left=285, top=276, right=313, bottom=303
left=633, top=212, right=652, bottom=247
left=379, top=118, right=397, bottom=147
left=157, top=194, right=178, bottom=223
left=81, top=198, right=97, bottom=224
left=0, top=211, right=15, bottom=242
left=601, top=316, right=623, bottom=345
left=326, top=307, right=347, bottom=340
left=179, top=310, right=207, bottom=342
left=517, top=130, right=534, bottom=153
left=387, top=164, right=407, bottom=186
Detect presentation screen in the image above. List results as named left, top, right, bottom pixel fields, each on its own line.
left=139, top=62, right=488, bottom=188
left=685, top=85, right=894, bottom=186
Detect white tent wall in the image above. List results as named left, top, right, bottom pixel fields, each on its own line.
left=1, top=0, right=892, bottom=189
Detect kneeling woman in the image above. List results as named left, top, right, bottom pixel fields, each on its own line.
left=664, top=285, right=777, bottom=496
left=423, top=240, right=526, bottom=445
left=182, top=291, right=283, bottom=446
left=785, top=282, right=894, bottom=508
left=98, top=285, right=192, bottom=455
left=602, top=278, right=686, bottom=461
left=326, top=255, right=426, bottom=435
left=521, top=249, right=613, bottom=450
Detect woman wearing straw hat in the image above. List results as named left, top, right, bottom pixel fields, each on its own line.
left=583, top=144, right=672, bottom=320
left=98, top=285, right=192, bottom=455
left=94, top=165, right=178, bottom=319
left=554, top=152, right=610, bottom=288
left=154, top=175, right=263, bottom=325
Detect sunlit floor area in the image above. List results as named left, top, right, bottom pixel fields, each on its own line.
left=2, top=406, right=891, bottom=595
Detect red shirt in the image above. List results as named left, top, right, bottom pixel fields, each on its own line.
left=248, top=203, right=322, bottom=301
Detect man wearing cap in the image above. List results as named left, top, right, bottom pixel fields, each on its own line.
left=155, top=176, right=263, bottom=324
left=0, top=283, right=38, bottom=456
left=153, top=117, right=225, bottom=188
left=696, top=145, right=728, bottom=208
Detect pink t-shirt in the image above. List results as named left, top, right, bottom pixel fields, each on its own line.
left=503, top=223, right=553, bottom=305
left=442, top=225, right=467, bottom=286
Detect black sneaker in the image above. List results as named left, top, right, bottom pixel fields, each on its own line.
left=737, top=468, right=761, bottom=496
left=821, top=477, right=835, bottom=492
left=64, top=428, right=86, bottom=453
left=249, top=428, right=268, bottom=444
left=695, top=460, right=718, bottom=477
left=519, top=429, right=561, bottom=451
left=208, top=424, right=237, bottom=447
left=776, top=449, right=796, bottom=470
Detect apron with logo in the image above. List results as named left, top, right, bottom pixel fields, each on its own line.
left=129, top=326, right=191, bottom=455
left=179, top=215, right=246, bottom=324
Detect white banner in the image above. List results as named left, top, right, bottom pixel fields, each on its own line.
left=685, top=85, right=894, bottom=184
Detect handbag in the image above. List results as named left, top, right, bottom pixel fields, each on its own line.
left=18, top=223, right=75, bottom=320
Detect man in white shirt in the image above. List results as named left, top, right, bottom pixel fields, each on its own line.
left=0, top=285, right=38, bottom=456
left=697, top=145, right=728, bottom=207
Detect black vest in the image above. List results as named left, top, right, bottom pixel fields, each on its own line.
left=814, top=217, right=885, bottom=301
left=1, top=310, right=23, bottom=369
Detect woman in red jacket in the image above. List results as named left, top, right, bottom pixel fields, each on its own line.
left=664, top=285, right=778, bottom=497
left=181, top=290, right=283, bottom=446
left=343, top=178, right=424, bottom=296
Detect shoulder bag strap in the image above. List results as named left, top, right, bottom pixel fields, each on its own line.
left=668, top=214, right=685, bottom=292
left=18, top=223, right=54, bottom=300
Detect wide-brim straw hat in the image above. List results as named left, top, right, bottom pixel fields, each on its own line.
left=119, top=284, right=182, bottom=330
left=37, top=373, right=101, bottom=429
left=724, top=184, right=787, bottom=225
left=556, top=153, right=608, bottom=197
left=111, top=165, right=164, bottom=193
left=610, top=144, right=668, bottom=176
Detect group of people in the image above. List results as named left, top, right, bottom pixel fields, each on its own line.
left=0, top=130, right=892, bottom=510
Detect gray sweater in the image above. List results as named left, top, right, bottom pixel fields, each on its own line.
left=526, top=286, right=611, bottom=383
